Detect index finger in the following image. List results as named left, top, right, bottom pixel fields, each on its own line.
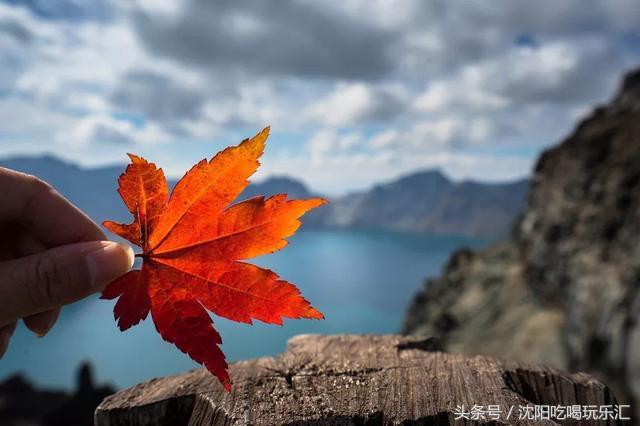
left=0, top=167, right=106, bottom=246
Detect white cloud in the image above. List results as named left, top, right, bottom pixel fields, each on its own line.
left=410, top=119, right=463, bottom=147
left=258, top=148, right=533, bottom=195
left=131, top=0, right=182, bottom=17
left=306, top=84, right=374, bottom=127
left=414, top=72, right=509, bottom=113
left=363, top=117, right=501, bottom=155
left=339, top=132, right=363, bottom=149
left=305, top=82, right=407, bottom=127
left=308, top=129, right=335, bottom=164
left=414, top=39, right=623, bottom=117
left=0, top=0, right=638, bottom=195
left=308, top=129, right=364, bottom=165
left=61, top=114, right=172, bottom=146
left=0, top=97, right=76, bottom=140
left=370, top=129, right=400, bottom=149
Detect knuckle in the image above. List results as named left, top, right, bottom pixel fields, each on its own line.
left=21, top=175, right=57, bottom=219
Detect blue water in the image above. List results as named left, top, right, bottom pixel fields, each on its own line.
left=0, top=229, right=486, bottom=390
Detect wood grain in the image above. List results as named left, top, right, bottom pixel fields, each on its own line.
left=95, top=335, right=619, bottom=425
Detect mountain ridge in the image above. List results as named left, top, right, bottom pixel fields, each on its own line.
left=313, top=169, right=528, bottom=238
left=0, top=155, right=527, bottom=238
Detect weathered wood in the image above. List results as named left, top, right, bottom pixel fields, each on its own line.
left=95, top=335, right=619, bottom=425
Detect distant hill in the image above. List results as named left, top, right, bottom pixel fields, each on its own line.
left=313, top=170, right=528, bottom=238
left=0, top=155, right=126, bottom=225
left=0, top=156, right=317, bottom=227
left=0, top=155, right=527, bottom=238
left=239, top=176, right=314, bottom=201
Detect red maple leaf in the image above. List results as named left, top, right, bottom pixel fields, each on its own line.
left=101, top=127, right=325, bottom=390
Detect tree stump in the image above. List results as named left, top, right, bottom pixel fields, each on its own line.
left=95, top=335, right=620, bottom=425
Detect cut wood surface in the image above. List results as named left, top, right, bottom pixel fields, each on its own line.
left=95, top=334, right=619, bottom=425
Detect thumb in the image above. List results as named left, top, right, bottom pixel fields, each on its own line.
left=0, top=241, right=134, bottom=326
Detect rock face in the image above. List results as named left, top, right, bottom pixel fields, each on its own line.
left=402, top=68, right=640, bottom=417
left=95, top=334, right=619, bottom=425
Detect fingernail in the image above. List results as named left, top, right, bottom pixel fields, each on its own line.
left=0, top=330, right=10, bottom=358
left=86, top=242, right=134, bottom=290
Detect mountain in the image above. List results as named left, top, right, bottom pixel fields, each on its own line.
left=0, top=156, right=126, bottom=225
left=0, top=157, right=317, bottom=228
left=402, top=68, right=640, bottom=416
left=313, top=171, right=528, bottom=238
left=239, top=176, right=314, bottom=201
left=0, top=156, right=527, bottom=239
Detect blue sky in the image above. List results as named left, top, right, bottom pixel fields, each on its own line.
left=0, top=0, right=638, bottom=195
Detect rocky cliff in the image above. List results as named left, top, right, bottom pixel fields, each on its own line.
left=402, top=68, right=640, bottom=415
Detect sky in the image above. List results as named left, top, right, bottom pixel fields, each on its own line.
left=0, top=0, right=638, bottom=195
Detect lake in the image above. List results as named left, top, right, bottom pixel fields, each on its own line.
left=0, top=229, right=487, bottom=390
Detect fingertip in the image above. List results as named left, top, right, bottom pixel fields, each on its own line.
left=24, top=308, right=60, bottom=337
left=119, top=243, right=135, bottom=270
left=85, top=241, right=135, bottom=291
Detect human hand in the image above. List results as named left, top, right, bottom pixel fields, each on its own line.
left=0, top=167, right=134, bottom=357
